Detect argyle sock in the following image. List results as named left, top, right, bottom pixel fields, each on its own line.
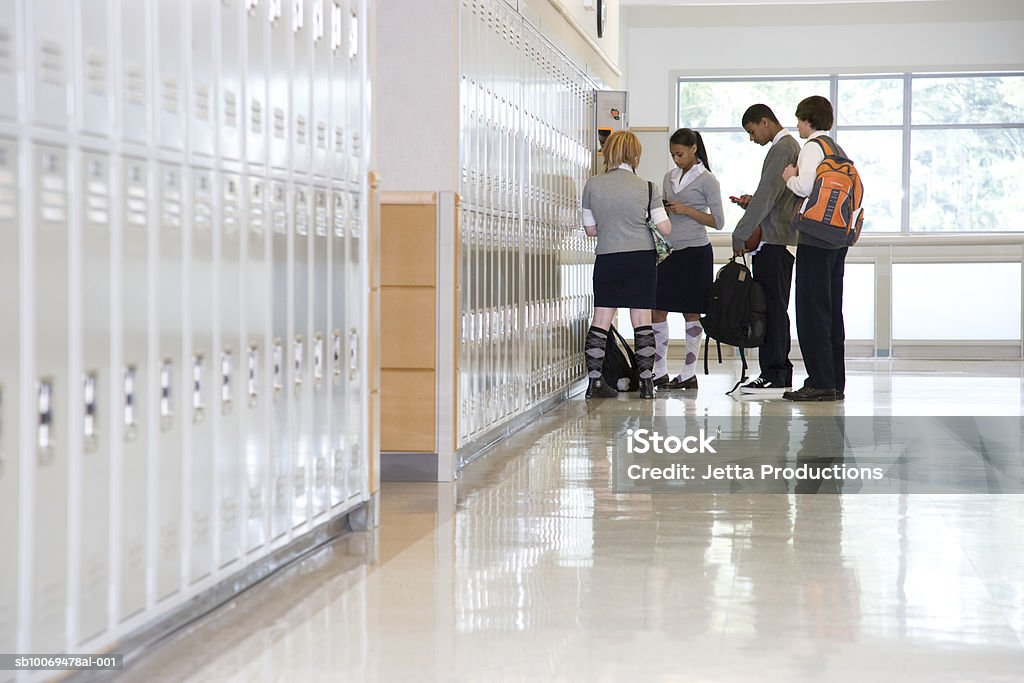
left=585, top=326, right=609, bottom=379
left=652, top=321, right=669, bottom=378
left=634, top=325, right=656, bottom=380
left=676, top=321, right=702, bottom=381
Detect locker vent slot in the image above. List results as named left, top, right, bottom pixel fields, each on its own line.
left=250, top=98, right=262, bottom=134
left=0, top=146, right=15, bottom=221
left=296, top=115, right=307, bottom=145
left=124, top=62, right=145, bottom=106
left=194, top=174, right=212, bottom=232
left=224, top=90, right=238, bottom=128
left=273, top=107, right=285, bottom=139
left=194, top=83, right=211, bottom=121
left=126, top=165, right=147, bottom=228
left=86, top=50, right=107, bottom=96
left=223, top=178, right=239, bottom=234
left=314, top=192, right=328, bottom=237
left=161, top=76, right=179, bottom=114
left=249, top=181, right=264, bottom=235
left=334, top=126, right=344, bottom=153
left=316, top=121, right=327, bottom=150
left=86, top=159, right=109, bottom=225
left=39, top=40, right=64, bottom=86
left=0, top=25, right=11, bottom=75
left=294, top=190, right=308, bottom=235
left=161, top=169, right=182, bottom=230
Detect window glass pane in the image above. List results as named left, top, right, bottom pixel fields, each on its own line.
left=893, top=263, right=1021, bottom=340
left=911, top=75, right=1024, bottom=124
left=787, top=264, right=874, bottom=340
left=910, top=128, right=1024, bottom=231
left=686, top=131, right=764, bottom=232
left=835, top=130, right=902, bottom=231
left=678, top=79, right=830, bottom=130
left=837, top=78, right=903, bottom=126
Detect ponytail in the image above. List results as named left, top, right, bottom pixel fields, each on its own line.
left=669, top=128, right=711, bottom=172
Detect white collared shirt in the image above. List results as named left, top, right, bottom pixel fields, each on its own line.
left=671, top=161, right=706, bottom=193
left=786, top=130, right=829, bottom=199
left=771, top=128, right=791, bottom=147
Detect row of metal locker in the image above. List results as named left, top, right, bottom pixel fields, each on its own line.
left=458, top=0, right=596, bottom=444
left=0, top=0, right=373, bottom=667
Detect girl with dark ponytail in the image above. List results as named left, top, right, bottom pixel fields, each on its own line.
left=651, top=128, right=725, bottom=391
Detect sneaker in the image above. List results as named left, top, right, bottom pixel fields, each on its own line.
left=738, top=377, right=791, bottom=397
left=782, top=386, right=837, bottom=402
left=663, top=375, right=698, bottom=390
left=653, top=374, right=670, bottom=388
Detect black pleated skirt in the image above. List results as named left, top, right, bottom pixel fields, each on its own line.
left=593, top=250, right=658, bottom=309
left=655, top=243, right=714, bottom=313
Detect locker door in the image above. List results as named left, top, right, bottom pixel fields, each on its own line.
left=311, top=187, right=329, bottom=517
left=120, top=156, right=150, bottom=621
left=310, top=0, right=331, bottom=177
left=33, top=145, right=70, bottom=653
left=0, top=3, right=15, bottom=122
left=0, top=139, right=19, bottom=657
left=329, top=189, right=347, bottom=507
left=78, top=0, right=112, bottom=139
left=244, top=176, right=269, bottom=552
left=27, top=0, right=70, bottom=130
left=120, top=0, right=150, bottom=145
left=218, top=172, right=242, bottom=568
left=191, top=0, right=215, bottom=159
left=291, top=0, right=312, bottom=174
left=77, top=151, right=112, bottom=644
left=269, top=179, right=290, bottom=539
left=268, top=0, right=291, bottom=171
left=189, top=167, right=215, bottom=583
left=245, top=0, right=268, bottom=167
left=345, top=186, right=363, bottom=500
left=156, top=0, right=185, bottom=151
left=156, top=163, right=184, bottom=602
left=220, top=0, right=244, bottom=163
left=328, top=0, right=348, bottom=183
left=292, top=182, right=311, bottom=528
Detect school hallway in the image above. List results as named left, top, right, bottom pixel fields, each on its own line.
left=119, top=359, right=1024, bottom=682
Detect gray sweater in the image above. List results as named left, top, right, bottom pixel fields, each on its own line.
left=661, top=170, right=725, bottom=250
left=732, top=134, right=801, bottom=251
left=582, top=168, right=665, bottom=255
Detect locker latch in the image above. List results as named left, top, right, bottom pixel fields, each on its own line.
left=193, top=354, right=206, bottom=422
left=248, top=346, right=259, bottom=406
left=124, top=366, right=138, bottom=441
left=160, top=359, right=174, bottom=431
left=221, top=349, right=233, bottom=413
left=37, top=379, right=55, bottom=465
left=83, top=371, right=98, bottom=452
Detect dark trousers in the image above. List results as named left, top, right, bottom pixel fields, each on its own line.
left=752, top=244, right=795, bottom=386
left=795, top=244, right=848, bottom=393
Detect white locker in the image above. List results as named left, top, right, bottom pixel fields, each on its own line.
left=120, top=156, right=150, bottom=621
left=268, top=1, right=291, bottom=171
left=329, top=0, right=348, bottom=183
left=119, top=0, right=150, bottom=145
left=291, top=182, right=311, bottom=528
left=329, top=188, right=347, bottom=507
left=77, top=151, right=113, bottom=644
left=33, top=144, right=70, bottom=653
left=191, top=0, right=216, bottom=159
left=291, top=0, right=313, bottom=173
left=244, top=176, right=270, bottom=552
left=220, top=0, right=244, bottom=163
left=245, top=1, right=268, bottom=167
left=311, top=187, right=329, bottom=518
left=0, top=3, right=16, bottom=122
left=310, top=0, right=331, bottom=177
left=0, top=138, right=19, bottom=661
left=189, top=166, right=215, bottom=583
left=218, top=171, right=243, bottom=568
left=156, top=0, right=185, bottom=151
left=156, top=163, right=184, bottom=602
left=269, top=178, right=291, bottom=539
left=28, top=0, right=70, bottom=130
left=78, top=0, right=112, bottom=139
left=345, top=187, right=362, bottom=500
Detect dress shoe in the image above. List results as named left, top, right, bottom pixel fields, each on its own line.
left=639, top=377, right=655, bottom=399
left=653, top=374, right=670, bottom=388
left=782, top=386, right=836, bottom=402
left=586, top=378, right=618, bottom=399
left=663, top=375, right=698, bottom=390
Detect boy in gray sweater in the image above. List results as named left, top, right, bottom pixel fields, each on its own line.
left=731, top=104, right=801, bottom=396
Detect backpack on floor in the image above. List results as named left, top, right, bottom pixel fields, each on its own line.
left=602, top=325, right=639, bottom=392
left=793, top=136, right=865, bottom=247
left=700, top=258, right=767, bottom=394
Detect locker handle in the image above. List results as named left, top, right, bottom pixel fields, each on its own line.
left=313, top=333, right=324, bottom=387
left=124, top=366, right=138, bottom=441
left=160, top=359, right=174, bottom=430
left=294, top=337, right=304, bottom=392
left=193, top=355, right=206, bottom=422
left=348, top=329, right=358, bottom=380
left=37, top=379, right=55, bottom=464
left=272, top=340, right=284, bottom=395
left=221, top=349, right=234, bottom=413
left=83, top=371, right=98, bottom=452
left=248, top=346, right=259, bottom=406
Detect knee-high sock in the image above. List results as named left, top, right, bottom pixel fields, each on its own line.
left=652, top=321, right=669, bottom=378
left=677, top=321, right=702, bottom=381
left=634, top=325, right=656, bottom=380
left=585, top=326, right=609, bottom=379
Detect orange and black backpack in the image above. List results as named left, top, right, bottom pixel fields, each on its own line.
left=794, top=136, right=864, bottom=246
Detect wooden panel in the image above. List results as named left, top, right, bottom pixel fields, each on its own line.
left=381, top=288, right=436, bottom=369
left=381, top=204, right=437, bottom=287
left=381, top=370, right=436, bottom=452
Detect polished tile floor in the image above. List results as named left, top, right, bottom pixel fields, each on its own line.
left=122, top=360, right=1024, bottom=682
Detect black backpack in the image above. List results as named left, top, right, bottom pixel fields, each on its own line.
left=602, top=325, right=639, bottom=392
left=700, top=258, right=767, bottom=393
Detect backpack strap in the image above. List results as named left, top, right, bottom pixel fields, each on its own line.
left=813, top=136, right=835, bottom=156
left=725, top=347, right=750, bottom=395
left=645, top=181, right=653, bottom=222
left=610, top=325, right=639, bottom=386
left=703, top=336, right=710, bottom=375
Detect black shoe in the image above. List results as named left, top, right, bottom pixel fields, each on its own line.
left=782, top=386, right=836, bottom=402
left=663, top=375, right=698, bottom=390
left=586, top=378, right=618, bottom=399
left=653, top=374, right=670, bottom=388
left=835, top=392, right=845, bottom=401
left=639, top=378, right=655, bottom=399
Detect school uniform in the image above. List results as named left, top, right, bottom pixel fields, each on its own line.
left=656, top=163, right=725, bottom=313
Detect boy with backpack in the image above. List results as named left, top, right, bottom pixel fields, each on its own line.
left=781, top=95, right=853, bottom=402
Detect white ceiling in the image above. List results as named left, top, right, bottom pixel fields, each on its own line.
left=620, top=0, right=944, bottom=5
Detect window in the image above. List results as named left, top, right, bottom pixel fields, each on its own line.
left=676, top=73, right=1024, bottom=233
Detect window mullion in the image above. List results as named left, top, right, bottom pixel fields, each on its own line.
left=902, top=72, right=912, bottom=234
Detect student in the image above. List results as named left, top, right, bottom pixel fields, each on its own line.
left=731, top=104, right=801, bottom=397
left=781, top=95, right=847, bottom=402
left=652, top=128, right=724, bottom=391
left=582, top=130, right=671, bottom=399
